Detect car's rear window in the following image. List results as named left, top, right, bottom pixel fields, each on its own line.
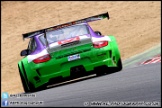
left=39, top=24, right=89, bottom=45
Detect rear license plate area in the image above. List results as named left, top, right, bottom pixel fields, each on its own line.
left=68, top=54, right=80, bottom=61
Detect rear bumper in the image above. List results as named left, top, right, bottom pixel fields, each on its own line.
left=34, top=58, right=116, bottom=88
left=27, top=46, right=119, bottom=88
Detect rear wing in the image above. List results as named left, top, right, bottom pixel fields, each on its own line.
left=22, top=12, right=110, bottom=40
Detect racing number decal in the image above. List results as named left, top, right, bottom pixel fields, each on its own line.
left=58, top=36, right=80, bottom=45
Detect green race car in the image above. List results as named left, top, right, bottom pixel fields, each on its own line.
left=18, top=12, right=122, bottom=93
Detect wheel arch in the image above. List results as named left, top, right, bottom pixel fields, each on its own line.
left=108, top=36, right=122, bottom=63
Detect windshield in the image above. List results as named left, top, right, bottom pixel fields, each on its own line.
left=39, top=24, right=90, bottom=45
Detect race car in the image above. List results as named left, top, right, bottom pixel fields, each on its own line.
left=18, top=12, right=122, bottom=93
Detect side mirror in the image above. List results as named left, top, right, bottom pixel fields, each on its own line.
left=95, top=31, right=102, bottom=36
left=20, top=49, right=31, bottom=56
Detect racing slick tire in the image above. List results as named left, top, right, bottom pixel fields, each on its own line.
left=96, top=58, right=122, bottom=76
left=115, top=58, right=122, bottom=72
left=18, top=66, right=30, bottom=93
left=105, top=58, right=123, bottom=74
left=18, top=65, right=46, bottom=93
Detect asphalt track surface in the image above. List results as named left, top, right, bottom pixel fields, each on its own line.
left=5, top=62, right=161, bottom=107
left=2, top=45, right=161, bottom=107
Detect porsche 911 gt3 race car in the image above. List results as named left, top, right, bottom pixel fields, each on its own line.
left=18, top=12, right=122, bottom=93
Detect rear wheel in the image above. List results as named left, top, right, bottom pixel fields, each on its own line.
left=18, top=65, right=46, bottom=93
left=105, top=58, right=122, bottom=74
left=96, top=58, right=122, bottom=76
left=18, top=65, right=30, bottom=93
left=115, top=58, right=122, bottom=72
left=27, top=82, right=47, bottom=93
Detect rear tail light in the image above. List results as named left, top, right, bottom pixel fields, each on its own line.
left=33, top=54, right=51, bottom=64
left=93, top=41, right=108, bottom=48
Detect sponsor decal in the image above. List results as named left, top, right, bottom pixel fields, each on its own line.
left=46, top=15, right=104, bottom=32
left=58, top=36, right=80, bottom=45
left=47, top=22, right=77, bottom=32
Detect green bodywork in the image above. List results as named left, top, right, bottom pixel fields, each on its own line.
left=18, top=36, right=121, bottom=91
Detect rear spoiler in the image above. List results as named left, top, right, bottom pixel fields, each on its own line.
left=22, top=12, right=109, bottom=40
